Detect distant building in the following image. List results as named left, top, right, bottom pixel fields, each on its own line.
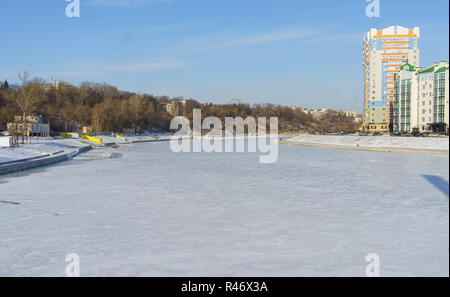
left=339, top=110, right=362, bottom=123
left=363, top=26, right=420, bottom=133
left=7, top=115, right=50, bottom=136
left=341, top=110, right=357, bottom=118
left=43, top=81, right=72, bottom=92
left=82, top=126, right=92, bottom=134
left=354, top=115, right=363, bottom=123
left=301, top=108, right=330, bottom=118
left=393, top=61, right=449, bottom=133
left=161, top=100, right=187, bottom=116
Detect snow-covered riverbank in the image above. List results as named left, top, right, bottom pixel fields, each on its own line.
left=0, top=138, right=90, bottom=164
left=283, top=135, right=449, bottom=155
left=0, top=134, right=172, bottom=166
left=0, top=138, right=95, bottom=175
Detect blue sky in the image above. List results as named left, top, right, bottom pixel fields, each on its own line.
left=0, top=0, right=448, bottom=111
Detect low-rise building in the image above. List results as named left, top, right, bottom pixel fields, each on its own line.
left=393, top=61, right=449, bottom=133
left=0, top=136, right=12, bottom=147
left=7, top=115, right=50, bottom=136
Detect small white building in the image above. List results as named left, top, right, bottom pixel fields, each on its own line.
left=0, top=136, right=12, bottom=147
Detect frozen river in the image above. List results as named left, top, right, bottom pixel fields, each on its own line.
left=0, top=141, right=448, bottom=276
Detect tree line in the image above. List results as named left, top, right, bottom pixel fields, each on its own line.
left=0, top=72, right=360, bottom=134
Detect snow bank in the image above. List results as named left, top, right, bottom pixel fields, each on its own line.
left=287, top=135, right=449, bottom=150
left=0, top=139, right=90, bottom=164
left=0, top=147, right=42, bottom=163
left=91, top=134, right=172, bottom=144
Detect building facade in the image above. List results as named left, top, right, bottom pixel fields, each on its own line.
left=7, top=115, right=50, bottom=136
left=340, top=110, right=357, bottom=118
left=301, top=108, right=330, bottom=118
left=161, top=100, right=187, bottom=116
left=363, top=26, right=420, bottom=133
left=393, top=61, right=449, bottom=134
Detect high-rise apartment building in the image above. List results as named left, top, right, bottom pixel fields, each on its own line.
left=363, top=26, right=420, bottom=132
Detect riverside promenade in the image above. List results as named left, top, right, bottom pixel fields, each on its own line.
left=0, top=138, right=93, bottom=175
left=0, top=133, right=175, bottom=176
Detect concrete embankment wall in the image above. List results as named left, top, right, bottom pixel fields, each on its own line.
left=0, top=146, right=92, bottom=176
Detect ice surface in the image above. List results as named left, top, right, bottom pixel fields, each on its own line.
left=0, top=142, right=448, bottom=276
left=288, top=135, right=449, bottom=150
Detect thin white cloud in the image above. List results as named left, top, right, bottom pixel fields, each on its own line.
left=87, top=0, right=173, bottom=7
left=174, top=25, right=328, bottom=53
left=37, top=71, right=105, bottom=79
left=213, top=26, right=326, bottom=48
left=302, top=33, right=363, bottom=45
left=1, top=60, right=190, bottom=82
left=105, top=61, right=189, bottom=71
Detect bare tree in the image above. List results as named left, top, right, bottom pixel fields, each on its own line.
left=129, top=94, right=146, bottom=134
left=78, top=82, right=90, bottom=105
left=9, top=72, right=45, bottom=143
